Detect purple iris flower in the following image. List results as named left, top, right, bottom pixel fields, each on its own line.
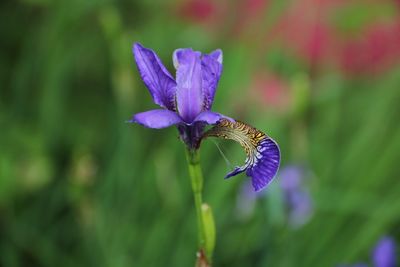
left=279, top=165, right=313, bottom=227
left=373, top=236, right=396, bottom=267
left=129, top=43, right=280, bottom=191
left=129, top=43, right=227, bottom=149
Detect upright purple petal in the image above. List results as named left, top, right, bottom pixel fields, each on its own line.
left=174, top=48, right=204, bottom=123
left=133, top=43, right=177, bottom=110
left=209, top=49, right=223, bottom=64
left=373, top=236, right=397, bottom=267
left=201, top=51, right=223, bottom=110
left=129, top=109, right=183, bottom=129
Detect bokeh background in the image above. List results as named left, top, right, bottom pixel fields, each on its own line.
left=1, top=0, right=399, bottom=266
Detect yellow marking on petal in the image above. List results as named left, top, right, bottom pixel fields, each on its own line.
left=202, top=119, right=267, bottom=159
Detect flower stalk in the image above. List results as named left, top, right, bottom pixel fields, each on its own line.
left=129, top=43, right=281, bottom=265
left=185, top=148, right=214, bottom=266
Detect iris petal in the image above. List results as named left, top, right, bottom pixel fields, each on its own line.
left=247, top=137, right=280, bottom=191
left=201, top=52, right=223, bottom=110
left=174, top=48, right=204, bottom=123
left=133, top=43, right=177, bottom=110
left=193, top=111, right=233, bottom=125
left=203, top=119, right=280, bottom=191
left=129, top=109, right=183, bottom=129
left=209, top=49, right=223, bottom=64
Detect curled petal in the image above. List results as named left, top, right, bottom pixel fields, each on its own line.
left=174, top=48, right=204, bottom=123
left=202, top=52, right=223, bottom=110
left=203, top=119, right=280, bottom=192
left=129, top=109, right=183, bottom=129
left=133, top=43, right=177, bottom=110
left=226, top=166, right=247, bottom=178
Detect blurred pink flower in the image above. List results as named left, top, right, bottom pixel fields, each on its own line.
left=178, top=0, right=216, bottom=22
left=339, top=21, right=400, bottom=75
left=250, top=72, right=291, bottom=112
left=233, top=0, right=269, bottom=36
left=270, top=0, right=342, bottom=68
left=176, top=0, right=231, bottom=36
left=177, top=0, right=400, bottom=76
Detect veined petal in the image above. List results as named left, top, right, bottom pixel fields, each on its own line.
left=133, top=43, right=177, bottom=110
left=203, top=119, right=280, bottom=192
left=193, top=111, right=233, bottom=125
left=174, top=48, right=204, bottom=123
left=202, top=51, right=223, bottom=110
left=129, top=109, right=183, bottom=129
left=245, top=137, right=280, bottom=191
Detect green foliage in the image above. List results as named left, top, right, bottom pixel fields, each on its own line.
left=0, top=0, right=399, bottom=266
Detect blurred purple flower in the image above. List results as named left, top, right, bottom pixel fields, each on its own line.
left=279, top=165, right=313, bottom=227
left=340, top=21, right=400, bottom=75
left=373, top=236, right=397, bottom=267
left=236, top=180, right=259, bottom=219
left=129, top=43, right=280, bottom=191
left=339, top=236, right=397, bottom=267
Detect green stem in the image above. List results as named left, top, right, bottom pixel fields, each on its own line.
left=185, top=149, right=205, bottom=249
left=186, top=148, right=216, bottom=267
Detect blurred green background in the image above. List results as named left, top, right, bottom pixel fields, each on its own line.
left=1, top=0, right=399, bottom=266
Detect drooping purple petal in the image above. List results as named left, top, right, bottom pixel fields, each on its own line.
left=225, top=165, right=247, bottom=178
left=202, top=119, right=280, bottom=192
left=133, top=43, right=177, bottom=110
left=193, top=111, right=233, bottom=125
left=129, top=109, right=183, bottom=129
left=373, top=236, right=397, bottom=267
left=174, top=48, right=204, bottom=123
left=201, top=52, right=223, bottom=110
left=246, top=137, right=280, bottom=191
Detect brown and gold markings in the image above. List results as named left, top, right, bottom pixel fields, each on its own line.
left=202, top=119, right=267, bottom=157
